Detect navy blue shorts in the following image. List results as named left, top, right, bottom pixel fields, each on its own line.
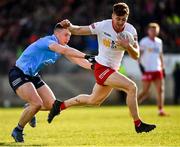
left=8, top=66, right=45, bottom=93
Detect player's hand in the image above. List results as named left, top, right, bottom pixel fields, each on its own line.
left=84, top=54, right=96, bottom=70
left=60, top=19, right=71, bottom=28
left=91, top=63, right=95, bottom=70
left=139, top=63, right=145, bottom=74
left=115, top=38, right=130, bottom=50
left=84, top=54, right=96, bottom=63
left=163, top=68, right=166, bottom=78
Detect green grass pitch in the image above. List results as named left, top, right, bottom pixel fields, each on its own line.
left=0, top=105, right=180, bottom=146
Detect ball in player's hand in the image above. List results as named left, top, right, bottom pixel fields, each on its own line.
left=117, top=31, right=135, bottom=45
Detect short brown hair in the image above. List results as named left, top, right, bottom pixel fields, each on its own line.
left=54, top=23, right=63, bottom=31
left=113, top=2, right=129, bottom=16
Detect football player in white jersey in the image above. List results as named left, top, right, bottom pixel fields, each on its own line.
left=48, top=2, right=156, bottom=133
left=138, top=23, right=167, bottom=116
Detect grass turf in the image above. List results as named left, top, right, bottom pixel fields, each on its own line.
left=0, top=105, right=180, bottom=146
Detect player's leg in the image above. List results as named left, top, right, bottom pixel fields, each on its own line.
left=48, top=84, right=113, bottom=123
left=138, top=81, right=151, bottom=104
left=21, top=79, right=56, bottom=130
left=36, top=83, right=56, bottom=110
left=104, top=71, right=156, bottom=133
left=64, top=84, right=112, bottom=107
left=104, top=71, right=140, bottom=120
left=153, top=79, right=167, bottom=116
left=16, top=83, right=43, bottom=127
left=20, top=74, right=48, bottom=129
left=9, top=66, right=44, bottom=142
left=11, top=82, right=43, bottom=142
left=23, top=103, right=36, bottom=127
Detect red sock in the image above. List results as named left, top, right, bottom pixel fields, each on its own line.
left=134, top=119, right=142, bottom=127
left=60, top=102, right=66, bottom=111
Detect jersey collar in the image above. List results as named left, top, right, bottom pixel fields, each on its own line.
left=112, top=20, right=125, bottom=33
left=52, top=34, right=61, bottom=44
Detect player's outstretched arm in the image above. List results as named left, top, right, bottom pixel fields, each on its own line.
left=60, top=19, right=92, bottom=35
left=65, top=55, right=93, bottom=70
left=49, top=43, right=85, bottom=58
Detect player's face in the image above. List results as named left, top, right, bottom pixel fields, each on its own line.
left=57, top=29, right=71, bottom=45
left=112, top=13, right=128, bottom=31
left=148, top=27, right=159, bottom=38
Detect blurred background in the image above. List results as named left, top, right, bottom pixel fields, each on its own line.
left=0, top=0, right=180, bottom=107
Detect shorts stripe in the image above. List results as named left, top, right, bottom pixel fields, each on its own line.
left=12, top=78, right=22, bottom=87
left=94, top=62, right=115, bottom=85
left=99, top=69, right=110, bottom=79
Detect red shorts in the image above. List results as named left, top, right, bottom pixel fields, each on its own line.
left=94, top=62, right=115, bottom=85
left=142, top=71, right=163, bottom=81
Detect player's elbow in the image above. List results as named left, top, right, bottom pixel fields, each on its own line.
left=132, top=50, right=140, bottom=60
left=130, top=52, right=139, bottom=60
left=133, top=53, right=140, bottom=60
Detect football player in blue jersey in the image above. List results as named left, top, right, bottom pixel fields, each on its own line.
left=9, top=23, right=94, bottom=142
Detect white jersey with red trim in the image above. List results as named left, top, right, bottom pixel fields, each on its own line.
left=139, top=36, right=163, bottom=72
left=89, top=19, right=137, bottom=71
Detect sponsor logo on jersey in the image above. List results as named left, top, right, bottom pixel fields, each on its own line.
left=103, top=32, right=111, bottom=37
left=147, top=47, right=161, bottom=53
left=103, top=38, right=111, bottom=48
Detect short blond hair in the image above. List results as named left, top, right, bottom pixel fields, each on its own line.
left=148, top=22, right=160, bottom=33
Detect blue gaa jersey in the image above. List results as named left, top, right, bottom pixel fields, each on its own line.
left=16, top=35, right=61, bottom=76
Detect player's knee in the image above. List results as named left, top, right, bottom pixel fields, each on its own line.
left=46, top=104, right=52, bottom=110
left=141, top=88, right=148, bottom=95
left=128, top=82, right=137, bottom=94
left=31, top=101, right=43, bottom=111
left=41, top=100, right=54, bottom=110
left=159, top=86, right=164, bottom=94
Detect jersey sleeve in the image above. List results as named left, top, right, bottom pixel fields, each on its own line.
left=131, top=26, right=138, bottom=41
left=89, top=20, right=104, bottom=35
left=159, top=39, right=163, bottom=53
left=131, top=26, right=137, bottom=36
left=45, top=40, right=57, bottom=51
left=36, top=37, right=57, bottom=50
left=139, top=38, right=146, bottom=51
left=46, top=40, right=57, bottom=48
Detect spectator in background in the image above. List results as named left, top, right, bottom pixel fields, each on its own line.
left=138, top=22, right=168, bottom=116
left=173, top=62, right=180, bottom=104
